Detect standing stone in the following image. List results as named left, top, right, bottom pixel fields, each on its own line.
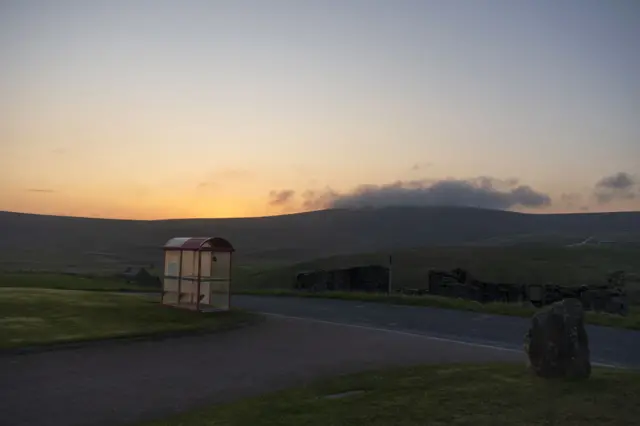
left=524, top=298, right=591, bottom=380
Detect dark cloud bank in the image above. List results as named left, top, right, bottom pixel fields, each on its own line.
left=273, top=177, right=552, bottom=211
left=269, top=172, right=639, bottom=212
left=325, top=178, right=551, bottom=210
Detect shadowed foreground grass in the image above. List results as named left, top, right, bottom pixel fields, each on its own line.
left=139, top=363, right=640, bottom=426
left=237, top=289, right=640, bottom=330
left=0, top=288, right=257, bottom=349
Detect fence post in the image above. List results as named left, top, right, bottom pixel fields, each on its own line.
left=388, top=255, right=393, bottom=294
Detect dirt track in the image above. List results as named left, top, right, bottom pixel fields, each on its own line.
left=1, top=315, right=523, bottom=426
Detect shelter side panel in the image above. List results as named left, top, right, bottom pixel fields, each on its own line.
left=200, top=281, right=211, bottom=305
left=181, top=251, right=195, bottom=276
left=210, top=279, right=230, bottom=310
left=200, top=252, right=212, bottom=277
left=180, top=280, right=198, bottom=304
left=211, top=252, right=231, bottom=279
left=164, top=251, right=180, bottom=276
left=163, top=251, right=181, bottom=303
left=163, top=277, right=179, bottom=304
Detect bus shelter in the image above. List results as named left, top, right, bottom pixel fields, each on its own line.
left=162, top=237, right=234, bottom=312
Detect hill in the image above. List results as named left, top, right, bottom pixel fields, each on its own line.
left=0, top=206, right=639, bottom=273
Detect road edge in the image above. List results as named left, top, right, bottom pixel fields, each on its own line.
left=0, top=312, right=265, bottom=356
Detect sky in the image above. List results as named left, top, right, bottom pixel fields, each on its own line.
left=1, top=0, right=639, bottom=219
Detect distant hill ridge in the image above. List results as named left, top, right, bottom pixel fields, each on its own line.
left=0, top=206, right=639, bottom=272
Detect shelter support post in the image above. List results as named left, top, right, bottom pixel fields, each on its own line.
left=177, top=251, right=183, bottom=304
left=196, top=251, right=202, bottom=312
left=228, top=252, right=233, bottom=309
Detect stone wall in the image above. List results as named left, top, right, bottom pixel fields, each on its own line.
left=402, top=268, right=630, bottom=316
left=295, top=265, right=390, bottom=293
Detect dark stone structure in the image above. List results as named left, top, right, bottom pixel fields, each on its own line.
left=524, top=298, right=591, bottom=380
left=119, top=267, right=161, bottom=288
left=401, top=268, right=629, bottom=316
left=426, top=269, right=526, bottom=304
left=295, top=265, right=390, bottom=293
left=296, top=263, right=630, bottom=316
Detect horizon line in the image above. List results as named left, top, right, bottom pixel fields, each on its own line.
left=1, top=206, right=639, bottom=222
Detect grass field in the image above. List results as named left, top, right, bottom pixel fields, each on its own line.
left=4, top=246, right=639, bottom=294
left=235, top=246, right=640, bottom=291
left=4, top=244, right=639, bottom=334
left=234, top=245, right=640, bottom=330
left=138, top=363, right=640, bottom=426
left=0, top=272, right=160, bottom=292
left=0, top=287, right=257, bottom=349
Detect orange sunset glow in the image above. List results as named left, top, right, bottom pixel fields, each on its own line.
left=1, top=1, right=639, bottom=219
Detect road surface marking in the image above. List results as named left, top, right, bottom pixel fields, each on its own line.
left=259, top=312, right=624, bottom=369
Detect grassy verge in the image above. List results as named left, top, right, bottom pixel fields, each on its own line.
left=0, top=272, right=159, bottom=292
left=237, top=289, right=640, bottom=330
left=0, top=287, right=259, bottom=350
left=138, top=363, right=640, bottom=426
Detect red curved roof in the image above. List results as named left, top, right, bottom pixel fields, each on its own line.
left=163, top=237, right=234, bottom=252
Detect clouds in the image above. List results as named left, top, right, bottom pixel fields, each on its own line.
left=301, top=188, right=340, bottom=210
left=26, top=188, right=55, bottom=194
left=268, top=172, right=640, bottom=214
left=269, top=176, right=552, bottom=212
left=410, top=162, right=433, bottom=172
left=268, top=189, right=295, bottom=206
left=326, top=178, right=551, bottom=210
left=560, top=193, right=590, bottom=212
left=594, top=172, right=638, bottom=203
left=560, top=192, right=581, bottom=206
left=196, top=169, right=253, bottom=191
left=597, top=172, right=635, bottom=190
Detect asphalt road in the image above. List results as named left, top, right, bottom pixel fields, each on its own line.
left=1, top=314, right=522, bottom=426
left=233, top=295, right=640, bottom=369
